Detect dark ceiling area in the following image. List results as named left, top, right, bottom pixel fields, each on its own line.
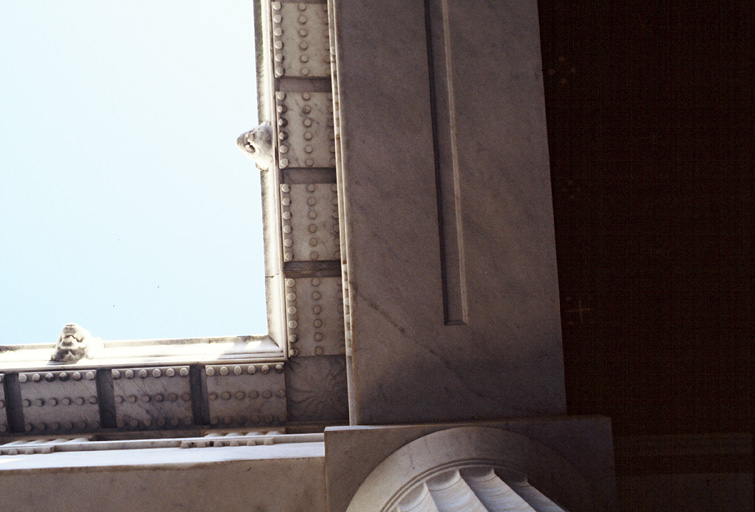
left=538, top=1, right=751, bottom=437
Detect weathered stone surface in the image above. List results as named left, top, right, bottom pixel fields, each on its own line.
left=325, top=417, right=617, bottom=512
left=333, top=0, right=565, bottom=424
left=19, top=370, right=99, bottom=433
left=205, top=363, right=286, bottom=428
left=112, top=366, right=192, bottom=430
left=286, top=355, right=348, bottom=422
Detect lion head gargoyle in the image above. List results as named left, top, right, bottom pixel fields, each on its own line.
left=236, top=121, right=274, bottom=170
left=51, top=323, right=102, bottom=363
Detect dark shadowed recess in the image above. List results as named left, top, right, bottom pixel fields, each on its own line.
left=538, top=0, right=751, bottom=437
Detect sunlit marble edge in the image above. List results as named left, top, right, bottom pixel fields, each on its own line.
left=0, top=441, right=325, bottom=471
left=0, top=335, right=284, bottom=371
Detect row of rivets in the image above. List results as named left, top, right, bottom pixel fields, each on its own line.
left=116, top=417, right=192, bottom=429
left=114, top=393, right=190, bottom=404
left=272, top=2, right=330, bottom=78
left=276, top=92, right=336, bottom=169
left=285, top=278, right=299, bottom=355
left=207, top=389, right=285, bottom=401
left=205, top=364, right=283, bottom=376
left=310, top=277, right=326, bottom=355
left=281, top=185, right=295, bottom=261
left=22, top=396, right=97, bottom=407
left=209, top=415, right=284, bottom=426
left=112, top=367, right=189, bottom=379
left=180, top=438, right=275, bottom=448
left=24, top=420, right=98, bottom=432
left=19, top=371, right=95, bottom=383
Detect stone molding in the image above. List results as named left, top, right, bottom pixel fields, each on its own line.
left=345, top=427, right=607, bottom=512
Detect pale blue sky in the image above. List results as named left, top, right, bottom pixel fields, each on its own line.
left=0, top=1, right=266, bottom=344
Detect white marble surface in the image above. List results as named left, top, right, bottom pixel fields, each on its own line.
left=333, top=0, right=565, bottom=424
left=0, top=443, right=326, bottom=512
left=0, top=441, right=323, bottom=470
left=325, top=417, right=617, bottom=512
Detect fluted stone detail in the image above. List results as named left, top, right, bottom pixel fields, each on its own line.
left=394, top=467, right=566, bottom=512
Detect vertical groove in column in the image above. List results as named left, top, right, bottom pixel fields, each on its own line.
left=189, top=364, right=210, bottom=426
left=3, top=373, right=24, bottom=433
left=462, top=468, right=537, bottom=511
left=95, top=369, right=116, bottom=429
left=424, top=0, right=468, bottom=326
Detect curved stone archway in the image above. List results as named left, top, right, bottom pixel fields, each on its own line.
left=346, top=426, right=608, bottom=512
